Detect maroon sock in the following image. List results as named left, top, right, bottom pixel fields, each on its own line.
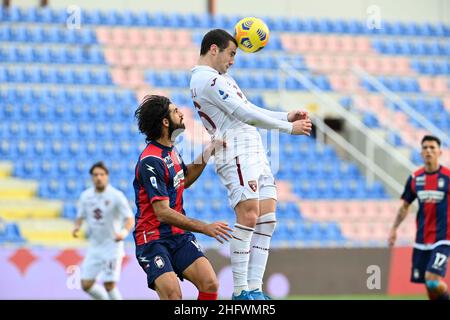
left=198, top=291, right=218, bottom=300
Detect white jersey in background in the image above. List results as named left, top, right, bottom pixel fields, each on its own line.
left=77, top=185, right=133, bottom=250
left=190, top=65, right=292, bottom=163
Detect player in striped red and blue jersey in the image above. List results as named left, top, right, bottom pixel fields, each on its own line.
left=389, top=135, right=449, bottom=300
left=133, top=95, right=232, bottom=300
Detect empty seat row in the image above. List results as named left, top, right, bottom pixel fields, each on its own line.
left=0, top=25, right=97, bottom=44
left=410, top=59, right=450, bottom=75
left=145, top=71, right=331, bottom=90
left=97, top=28, right=195, bottom=48
left=0, top=87, right=136, bottom=105
left=1, top=138, right=141, bottom=159
left=0, top=119, right=139, bottom=138
left=0, top=67, right=113, bottom=85
left=372, top=39, right=450, bottom=56
left=361, top=77, right=420, bottom=93
left=2, top=6, right=448, bottom=36
left=0, top=46, right=105, bottom=64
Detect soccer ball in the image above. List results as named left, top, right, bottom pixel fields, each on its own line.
left=234, top=17, right=270, bottom=53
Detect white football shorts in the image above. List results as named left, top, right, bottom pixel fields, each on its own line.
left=216, top=152, right=277, bottom=209
left=80, top=244, right=124, bottom=282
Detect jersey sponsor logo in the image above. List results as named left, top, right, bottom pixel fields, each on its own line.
left=173, top=170, right=185, bottom=189
left=438, top=178, right=445, bottom=188
left=218, top=90, right=229, bottom=100
left=154, top=256, right=165, bottom=269
left=248, top=180, right=258, bottom=192
left=150, top=176, right=158, bottom=189
left=417, top=190, right=445, bottom=203
left=146, top=164, right=156, bottom=174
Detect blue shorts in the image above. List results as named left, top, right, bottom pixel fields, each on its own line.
left=135, top=232, right=205, bottom=290
left=411, top=245, right=450, bottom=283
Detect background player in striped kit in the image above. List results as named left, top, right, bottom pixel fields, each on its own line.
left=389, top=135, right=449, bottom=300
left=133, top=95, right=232, bottom=300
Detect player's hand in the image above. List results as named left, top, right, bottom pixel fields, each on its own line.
left=203, top=222, right=233, bottom=244
left=72, top=227, right=80, bottom=238
left=291, top=118, right=313, bottom=136
left=288, top=110, right=309, bottom=122
left=205, top=139, right=227, bottom=158
left=388, top=228, right=397, bottom=247
left=114, top=229, right=128, bottom=242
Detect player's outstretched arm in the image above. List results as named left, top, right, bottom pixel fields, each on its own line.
left=184, top=140, right=226, bottom=189
left=152, top=199, right=233, bottom=243
left=388, top=200, right=410, bottom=247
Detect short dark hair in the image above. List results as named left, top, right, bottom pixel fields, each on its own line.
left=135, top=95, right=171, bottom=142
left=421, top=135, right=441, bottom=147
left=200, top=29, right=238, bottom=56
left=89, top=161, right=109, bottom=175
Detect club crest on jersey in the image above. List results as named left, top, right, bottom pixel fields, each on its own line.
left=164, top=155, right=174, bottom=169
left=248, top=180, right=258, bottom=192
left=438, top=178, right=445, bottom=188
left=154, top=256, right=165, bottom=269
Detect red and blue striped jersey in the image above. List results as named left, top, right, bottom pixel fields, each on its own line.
left=401, top=165, right=450, bottom=248
left=133, top=141, right=188, bottom=246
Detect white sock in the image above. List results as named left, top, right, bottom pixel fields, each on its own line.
left=86, top=284, right=109, bottom=300
left=248, top=213, right=277, bottom=292
left=230, top=223, right=254, bottom=296
left=107, top=287, right=123, bottom=300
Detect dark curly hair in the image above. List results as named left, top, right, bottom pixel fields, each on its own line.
left=135, top=95, right=171, bottom=143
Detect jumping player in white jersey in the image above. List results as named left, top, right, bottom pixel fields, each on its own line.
left=72, top=162, right=135, bottom=300
left=190, top=29, right=312, bottom=300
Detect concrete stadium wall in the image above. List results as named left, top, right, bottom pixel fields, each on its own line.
left=2, top=246, right=447, bottom=299
left=14, top=0, right=450, bottom=24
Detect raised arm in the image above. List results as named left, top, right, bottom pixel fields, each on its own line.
left=205, top=76, right=311, bottom=135
left=184, top=140, right=226, bottom=189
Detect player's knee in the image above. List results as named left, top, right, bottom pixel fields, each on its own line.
left=240, top=210, right=259, bottom=227
left=199, top=276, right=219, bottom=293
left=166, top=288, right=182, bottom=300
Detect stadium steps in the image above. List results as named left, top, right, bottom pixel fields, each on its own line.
left=0, top=161, right=13, bottom=178
left=17, top=218, right=86, bottom=246
left=0, top=198, right=62, bottom=220
left=0, top=177, right=37, bottom=200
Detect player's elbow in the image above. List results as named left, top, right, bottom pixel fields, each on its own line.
left=154, top=209, right=168, bottom=223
